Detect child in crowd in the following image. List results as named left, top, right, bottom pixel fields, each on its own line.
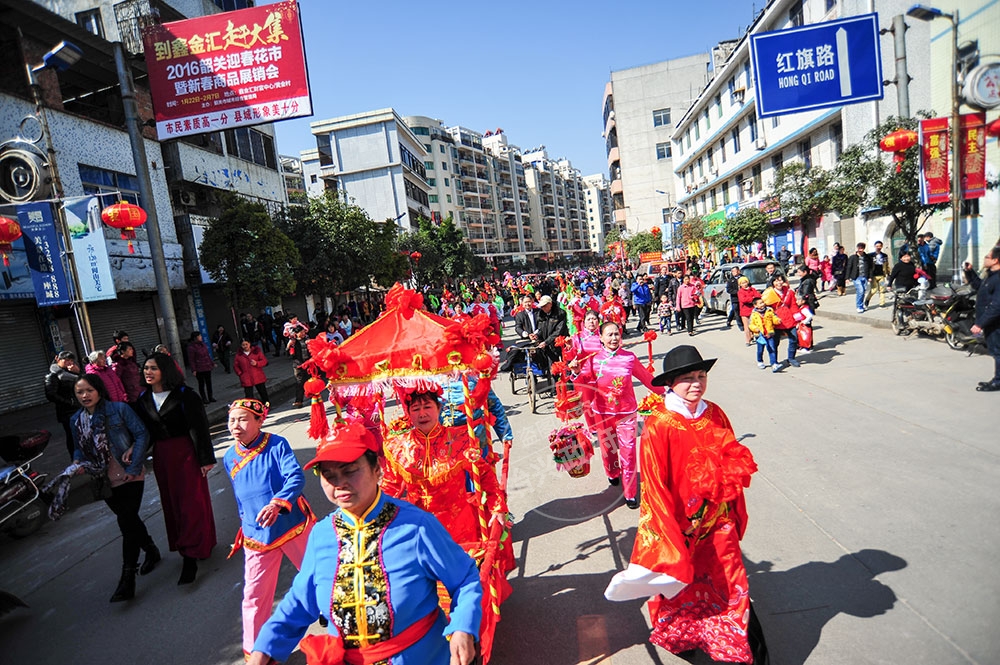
left=794, top=296, right=814, bottom=353
left=748, top=296, right=781, bottom=371
left=657, top=294, right=673, bottom=335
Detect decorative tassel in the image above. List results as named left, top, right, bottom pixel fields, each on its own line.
left=308, top=395, right=329, bottom=440
left=127, top=240, right=135, bottom=254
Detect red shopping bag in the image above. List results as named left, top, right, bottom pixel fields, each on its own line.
left=797, top=324, right=813, bottom=350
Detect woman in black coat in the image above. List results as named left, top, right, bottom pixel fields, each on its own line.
left=134, top=352, right=217, bottom=585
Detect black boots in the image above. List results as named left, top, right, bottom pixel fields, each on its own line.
left=139, top=539, right=161, bottom=576
left=178, top=556, right=198, bottom=585
left=110, top=566, right=137, bottom=603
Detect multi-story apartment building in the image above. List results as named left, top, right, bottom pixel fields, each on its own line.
left=671, top=0, right=932, bottom=260
left=521, top=149, right=591, bottom=259
left=280, top=155, right=307, bottom=207
left=583, top=174, right=614, bottom=254
left=603, top=54, right=713, bottom=237
left=403, top=116, right=462, bottom=225
left=303, top=108, right=432, bottom=231
left=482, top=132, right=535, bottom=261
left=0, top=0, right=289, bottom=411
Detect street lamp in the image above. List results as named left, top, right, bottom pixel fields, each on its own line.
left=24, top=39, right=96, bottom=351
left=906, top=4, right=962, bottom=285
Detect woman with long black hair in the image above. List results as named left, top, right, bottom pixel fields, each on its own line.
left=134, top=352, right=217, bottom=585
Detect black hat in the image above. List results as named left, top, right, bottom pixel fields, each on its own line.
left=651, top=345, right=717, bottom=387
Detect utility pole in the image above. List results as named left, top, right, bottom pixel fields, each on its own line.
left=892, top=14, right=911, bottom=118
left=113, top=42, right=181, bottom=356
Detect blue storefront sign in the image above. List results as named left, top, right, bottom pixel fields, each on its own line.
left=18, top=202, right=71, bottom=306
left=751, top=13, right=883, bottom=118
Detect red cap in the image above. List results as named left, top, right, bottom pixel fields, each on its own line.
left=303, top=421, right=378, bottom=470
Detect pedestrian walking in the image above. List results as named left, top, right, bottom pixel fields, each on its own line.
left=570, top=322, right=665, bottom=508
left=212, top=325, right=233, bottom=374
left=724, top=266, right=743, bottom=330
left=45, top=350, right=82, bottom=461
left=656, top=294, right=673, bottom=334
left=287, top=328, right=311, bottom=408
left=832, top=244, right=848, bottom=295
left=630, top=275, right=653, bottom=333
left=748, top=296, right=780, bottom=370
left=676, top=275, right=700, bottom=336
left=737, top=277, right=761, bottom=346
left=846, top=242, right=873, bottom=313
left=223, top=399, right=314, bottom=657
left=866, top=241, right=891, bottom=308
left=604, top=345, right=767, bottom=665
left=186, top=331, right=216, bottom=404
left=246, top=420, right=483, bottom=665
left=85, top=350, right=128, bottom=403
left=68, top=373, right=160, bottom=602
left=887, top=251, right=919, bottom=291
left=972, top=246, right=1000, bottom=392
left=111, top=341, right=143, bottom=403
left=233, top=339, right=270, bottom=402
left=820, top=255, right=833, bottom=291
left=135, top=352, right=217, bottom=585
left=764, top=275, right=802, bottom=370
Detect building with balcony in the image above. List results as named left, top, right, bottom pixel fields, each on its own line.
left=482, top=131, right=535, bottom=262
left=304, top=108, right=432, bottom=231
left=671, top=0, right=933, bottom=260
left=520, top=149, right=592, bottom=260
left=403, top=116, right=461, bottom=226
left=0, top=0, right=289, bottom=411
left=583, top=174, right=614, bottom=254
left=603, top=53, right=712, bottom=237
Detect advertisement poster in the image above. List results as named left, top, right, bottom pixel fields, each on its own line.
left=64, top=197, right=117, bottom=302
left=918, top=117, right=950, bottom=206
left=960, top=112, right=986, bottom=200
left=142, top=1, right=311, bottom=139
left=18, top=202, right=70, bottom=306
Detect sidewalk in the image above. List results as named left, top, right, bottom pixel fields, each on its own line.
left=1, top=350, right=301, bottom=494
left=812, top=283, right=896, bottom=330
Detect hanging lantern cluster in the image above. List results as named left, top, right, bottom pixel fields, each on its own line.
left=650, top=226, right=661, bottom=236
left=0, top=216, right=23, bottom=267
left=100, top=202, right=148, bottom=254
left=879, top=129, right=918, bottom=173
left=410, top=251, right=422, bottom=263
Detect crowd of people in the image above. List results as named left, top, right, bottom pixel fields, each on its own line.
left=32, top=239, right=1000, bottom=665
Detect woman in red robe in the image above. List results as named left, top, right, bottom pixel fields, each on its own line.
left=604, top=345, right=767, bottom=664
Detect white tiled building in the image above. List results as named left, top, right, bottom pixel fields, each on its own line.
left=671, top=0, right=934, bottom=260
left=582, top=174, right=614, bottom=254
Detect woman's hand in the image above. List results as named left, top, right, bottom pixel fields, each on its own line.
left=122, top=446, right=134, bottom=465
left=449, top=631, right=477, bottom=665
left=200, top=464, right=215, bottom=477
left=256, top=501, right=281, bottom=527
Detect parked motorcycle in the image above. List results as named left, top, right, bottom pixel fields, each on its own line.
left=942, top=289, right=980, bottom=351
left=0, top=431, right=50, bottom=539
left=891, top=284, right=974, bottom=341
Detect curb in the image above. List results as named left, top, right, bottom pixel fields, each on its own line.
left=818, top=309, right=894, bottom=330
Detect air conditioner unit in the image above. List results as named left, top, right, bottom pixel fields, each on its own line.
left=178, top=190, right=196, bottom=207
left=741, top=179, right=755, bottom=196
left=755, top=137, right=767, bottom=150
left=709, top=165, right=719, bottom=175
left=731, top=87, right=746, bottom=105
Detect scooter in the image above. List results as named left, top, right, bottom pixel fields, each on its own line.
left=891, top=284, right=973, bottom=339
left=942, top=289, right=979, bottom=351
left=0, top=431, right=50, bottom=539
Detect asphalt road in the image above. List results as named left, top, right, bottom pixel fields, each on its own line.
left=0, top=311, right=995, bottom=665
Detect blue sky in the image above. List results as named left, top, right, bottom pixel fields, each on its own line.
left=271, top=0, right=759, bottom=177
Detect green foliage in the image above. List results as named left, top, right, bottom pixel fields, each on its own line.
left=834, top=113, right=947, bottom=257
left=723, top=206, right=772, bottom=253
left=679, top=217, right=707, bottom=246
left=626, top=231, right=662, bottom=258
left=398, top=215, right=482, bottom=284
left=278, top=193, right=408, bottom=296
left=199, top=193, right=300, bottom=312
left=604, top=226, right=622, bottom=245
left=771, top=161, right=844, bottom=224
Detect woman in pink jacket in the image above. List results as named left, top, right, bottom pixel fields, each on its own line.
left=570, top=321, right=664, bottom=509
left=233, top=339, right=269, bottom=402
left=85, top=350, right=128, bottom=402
left=675, top=275, right=702, bottom=337
left=571, top=310, right=604, bottom=445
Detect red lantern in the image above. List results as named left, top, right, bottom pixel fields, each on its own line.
left=879, top=129, right=918, bottom=173
left=101, top=202, right=148, bottom=254
left=410, top=251, right=422, bottom=263
left=988, top=118, right=1000, bottom=141
left=0, top=216, right=22, bottom=267
left=650, top=226, right=661, bottom=235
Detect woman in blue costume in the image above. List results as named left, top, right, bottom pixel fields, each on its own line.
left=247, top=419, right=482, bottom=665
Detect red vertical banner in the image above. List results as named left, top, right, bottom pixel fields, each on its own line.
left=918, top=117, right=950, bottom=205
left=961, top=112, right=986, bottom=200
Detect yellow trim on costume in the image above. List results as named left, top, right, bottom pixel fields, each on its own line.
left=343, top=489, right=383, bottom=525
left=242, top=516, right=311, bottom=552
left=229, top=433, right=271, bottom=479
left=270, top=497, right=293, bottom=512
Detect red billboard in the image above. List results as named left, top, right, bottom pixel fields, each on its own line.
left=960, top=112, right=986, bottom=200
left=141, top=1, right=311, bottom=139
left=918, top=117, right=950, bottom=205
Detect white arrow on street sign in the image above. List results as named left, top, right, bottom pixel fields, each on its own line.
left=837, top=27, right=852, bottom=97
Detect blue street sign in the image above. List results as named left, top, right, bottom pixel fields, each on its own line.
left=751, top=13, right=883, bottom=118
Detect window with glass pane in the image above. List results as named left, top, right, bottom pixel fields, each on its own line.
left=76, top=9, right=104, bottom=37
left=798, top=138, right=812, bottom=169
left=317, top=134, right=333, bottom=167
left=752, top=164, right=762, bottom=192
left=656, top=143, right=671, bottom=160
left=424, top=161, right=434, bottom=170
left=652, top=108, right=671, bottom=127
left=731, top=128, right=741, bottom=153
left=749, top=113, right=758, bottom=142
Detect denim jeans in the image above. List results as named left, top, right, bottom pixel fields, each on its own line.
left=756, top=336, right=777, bottom=365
left=773, top=327, right=798, bottom=361
left=854, top=276, right=868, bottom=310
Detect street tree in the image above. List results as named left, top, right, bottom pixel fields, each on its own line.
left=679, top=217, right=707, bottom=248
left=723, top=206, right=772, bottom=256
left=200, top=193, right=300, bottom=312
left=398, top=215, right=482, bottom=285
left=834, top=114, right=948, bottom=262
left=626, top=230, right=662, bottom=259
